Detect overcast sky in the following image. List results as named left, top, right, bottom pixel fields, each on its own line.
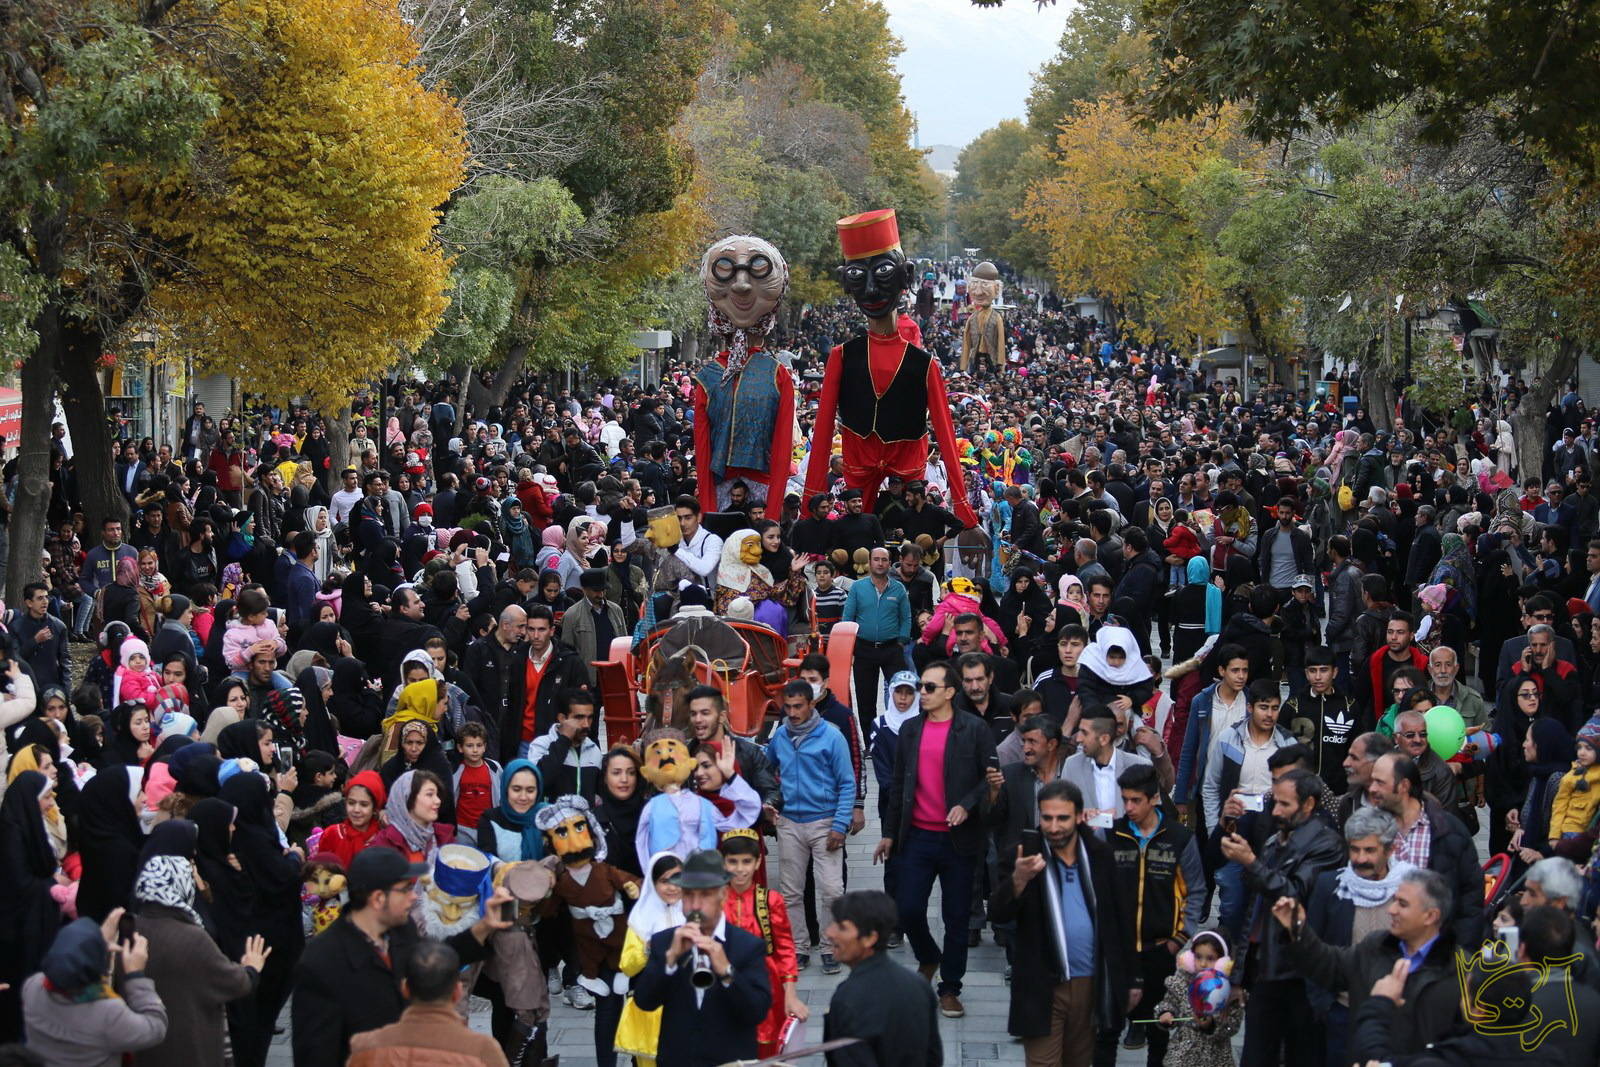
left=882, top=0, right=1071, bottom=151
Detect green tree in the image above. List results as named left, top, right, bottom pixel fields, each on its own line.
left=951, top=120, right=1051, bottom=270
left=722, top=0, right=934, bottom=240
left=1132, top=0, right=1600, bottom=177
left=2, top=0, right=220, bottom=599
left=1024, top=0, right=1140, bottom=135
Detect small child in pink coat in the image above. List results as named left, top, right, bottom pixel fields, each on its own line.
left=920, top=577, right=1005, bottom=654
left=113, top=638, right=162, bottom=709
left=223, top=588, right=288, bottom=670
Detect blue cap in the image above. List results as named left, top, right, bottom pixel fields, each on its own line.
left=889, top=670, right=919, bottom=691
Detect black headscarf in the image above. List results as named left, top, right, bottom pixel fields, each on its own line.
left=217, top=718, right=264, bottom=763
left=75, top=765, right=144, bottom=922
left=107, top=701, right=150, bottom=767
left=326, top=656, right=382, bottom=740
left=170, top=742, right=221, bottom=797
left=593, top=752, right=645, bottom=878
left=218, top=773, right=303, bottom=942
left=138, top=817, right=198, bottom=867
left=997, top=567, right=1051, bottom=643
left=190, top=797, right=252, bottom=954
left=296, top=620, right=347, bottom=665
left=0, top=770, right=56, bottom=891
left=297, top=665, right=339, bottom=757
left=0, top=769, right=61, bottom=986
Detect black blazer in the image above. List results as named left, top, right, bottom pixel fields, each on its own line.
left=990, top=830, right=1136, bottom=1039
left=882, top=710, right=996, bottom=857
left=632, top=923, right=771, bottom=1067
left=824, top=949, right=943, bottom=1066
left=290, top=911, right=489, bottom=1067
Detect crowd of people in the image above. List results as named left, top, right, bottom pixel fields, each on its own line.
left=1, top=257, right=1600, bottom=1067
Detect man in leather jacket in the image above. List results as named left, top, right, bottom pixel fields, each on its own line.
left=1219, top=767, right=1344, bottom=1067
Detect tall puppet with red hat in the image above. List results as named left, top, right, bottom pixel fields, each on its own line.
left=803, top=209, right=978, bottom=527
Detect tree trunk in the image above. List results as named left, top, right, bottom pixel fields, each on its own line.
left=1510, top=339, right=1581, bottom=485
left=7, top=318, right=61, bottom=602
left=55, top=314, right=128, bottom=540
left=326, top=409, right=352, bottom=483
left=447, top=363, right=469, bottom=436
left=1362, top=324, right=1397, bottom=432
left=472, top=341, right=528, bottom=414
left=679, top=330, right=700, bottom=368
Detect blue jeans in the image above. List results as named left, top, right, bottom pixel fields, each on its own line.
left=1215, top=859, right=1247, bottom=942
left=896, top=826, right=975, bottom=996
left=55, top=593, right=93, bottom=637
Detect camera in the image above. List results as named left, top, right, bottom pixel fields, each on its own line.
left=1240, top=793, right=1266, bottom=813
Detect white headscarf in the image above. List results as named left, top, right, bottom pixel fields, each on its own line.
left=1078, top=625, right=1153, bottom=686
left=133, top=855, right=204, bottom=926
left=627, top=850, right=687, bottom=938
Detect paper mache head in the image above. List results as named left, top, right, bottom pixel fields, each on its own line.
left=639, top=728, right=695, bottom=790
left=535, top=795, right=605, bottom=864
left=968, top=261, right=1002, bottom=308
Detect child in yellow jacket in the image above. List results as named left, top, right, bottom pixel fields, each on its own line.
left=1549, top=728, right=1600, bottom=846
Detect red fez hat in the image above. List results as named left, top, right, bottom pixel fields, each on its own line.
left=837, top=209, right=901, bottom=260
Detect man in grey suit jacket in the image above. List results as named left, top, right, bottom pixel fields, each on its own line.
left=1061, top=709, right=1150, bottom=837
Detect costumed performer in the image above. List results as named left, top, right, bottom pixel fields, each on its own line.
left=719, top=830, right=806, bottom=1057
left=538, top=795, right=639, bottom=1067
left=635, top=727, right=721, bottom=861
left=692, top=234, right=797, bottom=515
left=803, top=209, right=978, bottom=527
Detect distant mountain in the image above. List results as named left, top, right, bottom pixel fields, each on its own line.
left=924, top=144, right=961, bottom=176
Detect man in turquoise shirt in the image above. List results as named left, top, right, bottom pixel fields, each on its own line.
left=842, top=546, right=911, bottom=741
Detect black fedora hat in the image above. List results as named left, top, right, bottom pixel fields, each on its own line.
left=668, top=849, right=731, bottom=890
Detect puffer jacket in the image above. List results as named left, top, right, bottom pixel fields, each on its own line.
left=1550, top=761, right=1600, bottom=837
left=346, top=1001, right=510, bottom=1067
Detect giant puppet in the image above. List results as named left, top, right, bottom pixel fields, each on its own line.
left=692, top=234, right=796, bottom=515
left=803, top=209, right=978, bottom=526
left=960, top=260, right=1005, bottom=373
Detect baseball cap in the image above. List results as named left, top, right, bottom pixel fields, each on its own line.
left=1291, top=574, right=1315, bottom=590
left=889, top=670, right=919, bottom=691
left=348, top=849, right=428, bottom=899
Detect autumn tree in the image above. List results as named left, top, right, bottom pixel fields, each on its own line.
left=145, top=0, right=467, bottom=412
left=1020, top=97, right=1246, bottom=343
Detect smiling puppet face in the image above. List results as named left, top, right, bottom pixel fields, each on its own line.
left=703, top=236, right=788, bottom=330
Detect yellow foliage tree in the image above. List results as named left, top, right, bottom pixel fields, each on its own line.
left=1020, top=95, right=1237, bottom=344
left=146, top=0, right=466, bottom=409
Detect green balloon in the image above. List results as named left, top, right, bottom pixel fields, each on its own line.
left=1424, top=705, right=1466, bottom=761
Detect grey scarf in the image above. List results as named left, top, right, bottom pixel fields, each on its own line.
left=784, top=707, right=823, bottom=743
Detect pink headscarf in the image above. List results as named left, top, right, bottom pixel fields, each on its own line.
left=1325, top=429, right=1358, bottom=474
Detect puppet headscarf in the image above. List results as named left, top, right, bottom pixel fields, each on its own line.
left=716, top=529, right=773, bottom=594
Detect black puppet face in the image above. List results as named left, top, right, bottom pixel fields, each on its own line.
left=838, top=250, right=914, bottom=321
